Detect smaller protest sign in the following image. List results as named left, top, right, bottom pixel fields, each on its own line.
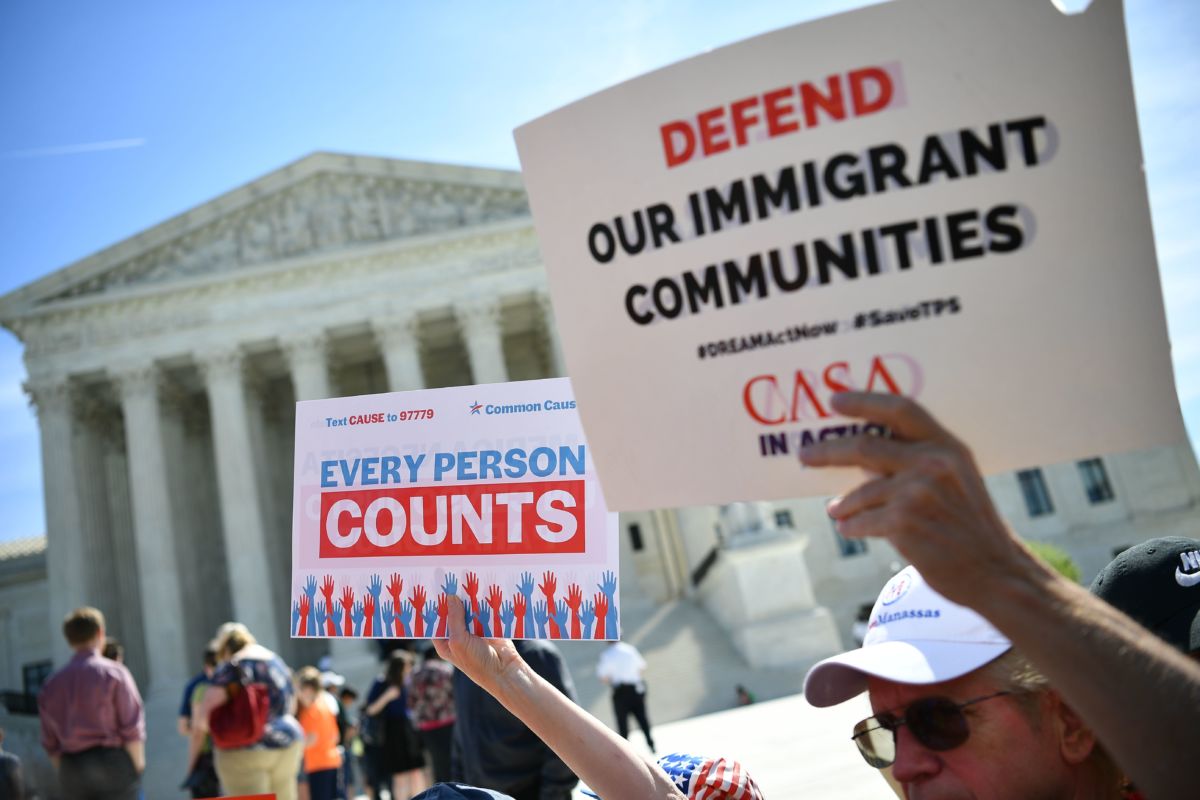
left=291, top=378, right=620, bottom=641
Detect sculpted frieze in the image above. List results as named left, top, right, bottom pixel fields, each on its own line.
left=40, top=168, right=531, bottom=304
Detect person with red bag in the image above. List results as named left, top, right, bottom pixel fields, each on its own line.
left=193, top=623, right=304, bottom=800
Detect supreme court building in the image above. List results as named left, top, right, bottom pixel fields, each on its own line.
left=2, top=152, right=1199, bottom=798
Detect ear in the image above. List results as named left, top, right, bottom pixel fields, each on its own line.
left=1046, top=692, right=1097, bottom=765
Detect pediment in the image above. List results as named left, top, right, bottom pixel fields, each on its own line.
left=3, top=153, right=529, bottom=313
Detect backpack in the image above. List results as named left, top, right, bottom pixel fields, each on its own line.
left=209, top=672, right=270, bottom=749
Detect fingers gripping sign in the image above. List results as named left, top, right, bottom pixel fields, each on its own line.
left=800, top=392, right=1025, bottom=606
left=434, top=595, right=523, bottom=693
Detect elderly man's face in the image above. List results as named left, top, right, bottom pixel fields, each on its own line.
left=865, top=670, right=1076, bottom=800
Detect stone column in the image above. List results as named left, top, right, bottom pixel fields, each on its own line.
left=283, top=332, right=332, bottom=401
left=457, top=300, right=508, bottom=385
left=374, top=317, right=425, bottom=392
left=537, top=293, right=568, bottom=378
left=198, top=348, right=281, bottom=645
left=26, top=379, right=87, bottom=665
left=113, top=364, right=189, bottom=687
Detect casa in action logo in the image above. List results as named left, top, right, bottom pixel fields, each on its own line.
left=469, top=401, right=483, bottom=415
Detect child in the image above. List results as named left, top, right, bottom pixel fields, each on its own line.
left=296, top=666, right=344, bottom=800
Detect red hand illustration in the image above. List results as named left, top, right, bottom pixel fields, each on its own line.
left=566, top=584, right=583, bottom=640
left=387, top=573, right=404, bottom=609
left=341, top=586, right=355, bottom=637
left=363, top=594, right=375, bottom=637
left=464, top=572, right=483, bottom=636
left=320, top=576, right=337, bottom=635
left=299, top=594, right=310, bottom=637
left=487, top=584, right=504, bottom=634
left=436, top=593, right=449, bottom=638
left=411, top=584, right=427, bottom=637
left=540, top=571, right=560, bottom=638
left=513, top=593, right=527, bottom=638
left=593, top=591, right=608, bottom=639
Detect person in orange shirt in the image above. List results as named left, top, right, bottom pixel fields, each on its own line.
left=296, top=667, right=343, bottom=800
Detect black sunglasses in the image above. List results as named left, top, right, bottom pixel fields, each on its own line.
left=851, top=691, right=1014, bottom=768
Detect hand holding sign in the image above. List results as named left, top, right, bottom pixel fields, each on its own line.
left=799, top=392, right=1017, bottom=609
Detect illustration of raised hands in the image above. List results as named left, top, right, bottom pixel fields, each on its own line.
left=381, top=601, right=395, bottom=637
left=517, top=573, right=535, bottom=637
left=398, top=600, right=414, bottom=637
left=423, top=603, right=439, bottom=637
left=487, top=585, right=504, bottom=633
left=315, top=601, right=328, bottom=635
left=340, top=587, right=355, bottom=636
left=304, top=576, right=318, bottom=634
left=477, top=600, right=493, bottom=638
left=540, top=572, right=560, bottom=637
left=594, top=591, right=608, bottom=639
left=464, top=572, right=483, bottom=635
left=367, top=575, right=384, bottom=635
left=330, top=600, right=343, bottom=636
left=387, top=573, right=404, bottom=607
left=514, top=592, right=528, bottom=638
left=292, top=601, right=302, bottom=636
left=298, top=594, right=310, bottom=637
left=442, top=573, right=459, bottom=599
left=580, top=600, right=596, bottom=639
left=436, top=593, right=450, bottom=637
left=411, top=585, right=428, bottom=637
left=599, top=571, right=618, bottom=634
left=320, top=575, right=336, bottom=606
left=351, top=601, right=365, bottom=637
left=550, top=598, right=570, bottom=639
left=533, top=600, right=549, bottom=639
left=363, top=594, right=376, bottom=637
left=500, top=601, right=516, bottom=637
left=566, top=584, right=583, bottom=639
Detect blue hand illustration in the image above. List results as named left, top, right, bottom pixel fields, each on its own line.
left=368, top=574, right=384, bottom=635
left=422, top=604, right=439, bottom=636
left=550, top=598, right=570, bottom=638
left=478, top=600, right=492, bottom=638
left=315, top=601, right=328, bottom=635
left=304, top=575, right=319, bottom=635
left=464, top=603, right=476, bottom=634
left=533, top=600, right=549, bottom=639
left=398, top=601, right=414, bottom=637
left=580, top=600, right=596, bottom=640
left=351, top=600, right=365, bottom=637
left=442, top=573, right=459, bottom=599
left=330, top=601, right=343, bottom=636
left=382, top=601, right=395, bottom=638
left=500, top=601, right=515, bottom=638
left=518, top=571, right=535, bottom=635
left=292, top=602, right=302, bottom=636
left=599, top=570, right=618, bottom=635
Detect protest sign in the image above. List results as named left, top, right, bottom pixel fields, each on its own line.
left=514, top=0, right=1186, bottom=511
left=291, top=377, right=620, bottom=640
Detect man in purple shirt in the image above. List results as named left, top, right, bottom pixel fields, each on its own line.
left=38, top=607, right=145, bottom=800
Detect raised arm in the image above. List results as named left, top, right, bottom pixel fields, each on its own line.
left=434, top=596, right=685, bottom=800
left=800, top=391, right=1200, bottom=800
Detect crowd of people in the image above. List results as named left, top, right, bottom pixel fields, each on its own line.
left=23, top=395, right=1200, bottom=800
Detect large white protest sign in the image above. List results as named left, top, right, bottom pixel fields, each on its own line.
left=514, top=0, right=1185, bottom=511
left=290, top=378, right=620, bottom=641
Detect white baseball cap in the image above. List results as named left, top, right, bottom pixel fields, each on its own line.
left=804, top=566, right=1011, bottom=707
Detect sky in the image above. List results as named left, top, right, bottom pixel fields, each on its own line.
left=0, top=0, right=1196, bottom=543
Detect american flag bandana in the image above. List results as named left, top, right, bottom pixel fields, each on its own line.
left=582, top=752, right=764, bottom=799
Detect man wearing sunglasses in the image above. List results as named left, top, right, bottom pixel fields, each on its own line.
left=805, top=566, right=1119, bottom=799
left=798, top=392, right=1200, bottom=800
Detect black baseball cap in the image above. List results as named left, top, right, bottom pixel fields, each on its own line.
left=1090, top=537, right=1200, bottom=654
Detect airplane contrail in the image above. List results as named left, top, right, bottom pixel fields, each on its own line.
left=1, top=137, right=148, bottom=159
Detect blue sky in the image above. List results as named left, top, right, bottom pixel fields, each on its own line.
left=0, top=0, right=1196, bottom=543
